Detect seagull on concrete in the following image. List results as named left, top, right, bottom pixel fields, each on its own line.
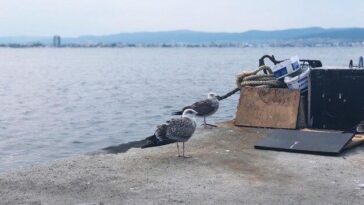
left=172, top=92, right=219, bottom=128
left=142, top=109, right=198, bottom=157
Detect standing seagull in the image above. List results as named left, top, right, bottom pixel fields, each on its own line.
left=172, top=92, right=219, bottom=128
left=142, top=109, right=198, bottom=157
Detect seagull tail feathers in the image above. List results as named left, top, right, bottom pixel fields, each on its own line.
left=141, top=135, right=177, bottom=149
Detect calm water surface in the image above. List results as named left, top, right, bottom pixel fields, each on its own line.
left=0, top=47, right=362, bottom=173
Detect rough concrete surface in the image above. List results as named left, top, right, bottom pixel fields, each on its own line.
left=0, top=122, right=363, bottom=205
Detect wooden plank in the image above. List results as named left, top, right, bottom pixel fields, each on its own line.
left=234, top=87, right=300, bottom=129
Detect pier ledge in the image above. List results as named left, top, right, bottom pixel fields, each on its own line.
left=1, top=122, right=363, bottom=204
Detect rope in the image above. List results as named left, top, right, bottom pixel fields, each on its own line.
left=217, top=65, right=286, bottom=101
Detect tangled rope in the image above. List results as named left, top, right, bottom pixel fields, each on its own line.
left=235, top=65, right=285, bottom=88
left=217, top=65, right=286, bottom=101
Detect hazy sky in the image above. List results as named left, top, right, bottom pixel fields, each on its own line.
left=1, top=0, right=364, bottom=37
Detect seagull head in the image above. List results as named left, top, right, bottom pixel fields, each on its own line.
left=182, top=109, right=198, bottom=119
left=207, top=92, right=218, bottom=99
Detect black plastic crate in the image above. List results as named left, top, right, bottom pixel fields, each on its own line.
left=308, top=68, right=364, bottom=130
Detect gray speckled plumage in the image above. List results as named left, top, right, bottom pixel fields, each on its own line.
left=155, top=124, right=168, bottom=141
left=141, top=114, right=197, bottom=149
left=165, top=117, right=196, bottom=142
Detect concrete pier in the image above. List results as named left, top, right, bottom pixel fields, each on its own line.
left=1, top=122, right=363, bottom=204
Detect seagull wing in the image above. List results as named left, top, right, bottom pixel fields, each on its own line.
left=155, top=124, right=168, bottom=141
left=141, top=122, right=176, bottom=149
left=166, top=118, right=196, bottom=142
left=188, top=99, right=217, bottom=116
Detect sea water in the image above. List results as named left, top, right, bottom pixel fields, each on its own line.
left=0, top=47, right=362, bottom=173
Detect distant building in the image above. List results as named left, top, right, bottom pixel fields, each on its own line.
left=53, top=35, right=61, bottom=47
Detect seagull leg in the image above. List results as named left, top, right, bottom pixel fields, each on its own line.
left=201, top=116, right=207, bottom=128
left=183, top=142, right=185, bottom=157
left=201, top=116, right=217, bottom=128
left=182, top=142, right=191, bottom=158
left=176, top=143, right=181, bottom=157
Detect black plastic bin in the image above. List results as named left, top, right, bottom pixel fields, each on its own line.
left=308, top=68, right=364, bottom=130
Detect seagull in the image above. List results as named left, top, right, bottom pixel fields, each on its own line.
left=141, top=109, right=198, bottom=157
left=172, top=92, right=219, bottom=128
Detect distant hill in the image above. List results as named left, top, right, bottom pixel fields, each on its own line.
left=1, top=27, right=364, bottom=45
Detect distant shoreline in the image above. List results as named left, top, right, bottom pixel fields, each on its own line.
left=1, top=44, right=364, bottom=48
left=2, top=27, right=364, bottom=48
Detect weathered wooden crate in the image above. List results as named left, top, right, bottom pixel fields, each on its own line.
left=234, top=87, right=300, bottom=129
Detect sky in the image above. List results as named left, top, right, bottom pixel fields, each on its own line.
left=1, top=0, right=364, bottom=37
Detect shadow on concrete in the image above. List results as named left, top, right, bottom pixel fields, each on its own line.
left=89, top=138, right=176, bottom=155
left=101, top=140, right=147, bottom=154
left=87, top=140, right=147, bottom=155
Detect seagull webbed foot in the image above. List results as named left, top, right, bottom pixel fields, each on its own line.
left=178, top=155, right=192, bottom=158
left=201, top=123, right=218, bottom=128
left=205, top=123, right=217, bottom=127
